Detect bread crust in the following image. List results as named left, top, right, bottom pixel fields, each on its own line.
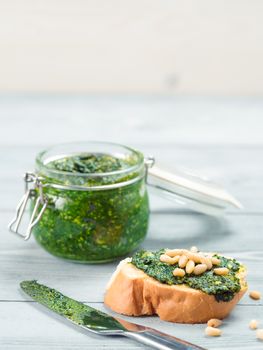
left=104, top=261, right=247, bottom=323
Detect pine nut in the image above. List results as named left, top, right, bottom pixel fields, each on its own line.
left=249, top=290, right=261, bottom=300
left=173, top=268, right=186, bottom=277
left=184, top=251, right=203, bottom=264
left=160, top=254, right=168, bottom=262
left=185, top=251, right=196, bottom=261
left=256, top=329, right=263, bottom=340
left=190, top=246, right=198, bottom=253
left=190, top=253, right=202, bottom=264
left=211, top=257, right=221, bottom=266
left=160, top=254, right=180, bottom=265
left=206, top=259, right=213, bottom=270
left=207, top=319, right=222, bottom=328
left=205, top=326, right=222, bottom=337
left=201, top=257, right=212, bottom=270
left=179, top=255, right=188, bottom=268
left=249, top=320, right=258, bottom=330
left=193, top=264, right=207, bottom=275
left=160, top=254, right=170, bottom=263
left=165, top=249, right=187, bottom=257
left=185, top=260, right=195, bottom=274
left=214, top=267, right=229, bottom=276
left=172, top=255, right=180, bottom=264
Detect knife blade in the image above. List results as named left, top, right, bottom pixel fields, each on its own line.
left=20, top=280, right=206, bottom=350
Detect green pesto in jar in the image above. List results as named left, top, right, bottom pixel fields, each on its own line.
left=31, top=152, right=149, bottom=263
left=132, top=249, right=243, bottom=302
left=46, top=154, right=137, bottom=178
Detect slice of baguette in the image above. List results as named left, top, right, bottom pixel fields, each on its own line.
left=104, top=259, right=247, bottom=324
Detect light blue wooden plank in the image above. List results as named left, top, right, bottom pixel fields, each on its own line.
left=0, top=96, right=263, bottom=146
left=1, top=302, right=263, bottom=350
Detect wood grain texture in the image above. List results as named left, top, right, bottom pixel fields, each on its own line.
left=1, top=303, right=263, bottom=350
left=0, top=95, right=263, bottom=349
left=1, top=96, right=263, bottom=145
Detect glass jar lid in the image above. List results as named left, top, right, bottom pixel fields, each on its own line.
left=147, top=163, right=242, bottom=216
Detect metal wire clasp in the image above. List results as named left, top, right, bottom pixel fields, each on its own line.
left=8, top=172, right=48, bottom=240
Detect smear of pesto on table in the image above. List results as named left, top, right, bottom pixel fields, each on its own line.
left=132, top=250, right=242, bottom=302
left=32, top=153, right=149, bottom=263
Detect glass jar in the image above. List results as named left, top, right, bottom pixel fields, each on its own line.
left=9, top=141, right=241, bottom=263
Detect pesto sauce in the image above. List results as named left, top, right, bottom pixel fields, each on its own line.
left=20, top=280, right=125, bottom=331
left=46, top=153, right=131, bottom=174
left=32, top=153, right=149, bottom=263
left=131, top=250, right=242, bottom=302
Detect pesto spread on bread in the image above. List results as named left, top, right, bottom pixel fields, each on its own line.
left=132, top=249, right=243, bottom=302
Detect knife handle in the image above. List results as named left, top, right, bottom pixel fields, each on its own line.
left=125, top=328, right=206, bottom=350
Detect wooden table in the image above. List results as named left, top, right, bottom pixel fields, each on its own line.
left=1, top=96, right=262, bottom=349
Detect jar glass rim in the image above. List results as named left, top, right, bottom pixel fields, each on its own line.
left=35, top=141, right=145, bottom=179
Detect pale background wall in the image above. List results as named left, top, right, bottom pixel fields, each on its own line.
left=0, top=0, right=263, bottom=95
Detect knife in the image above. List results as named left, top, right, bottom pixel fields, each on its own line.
left=20, top=280, right=206, bottom=350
